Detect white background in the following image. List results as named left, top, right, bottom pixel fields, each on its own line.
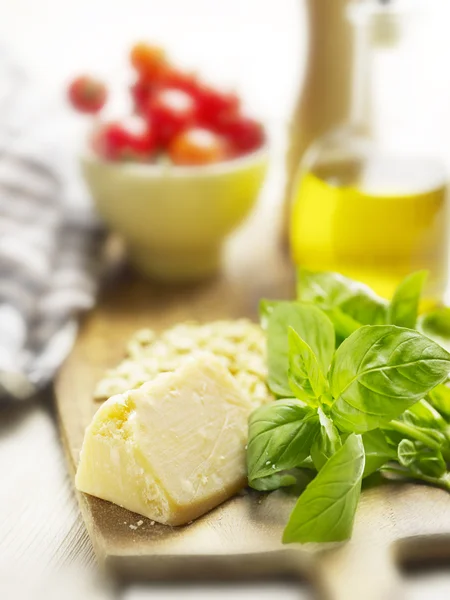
left=1, top=0, right=450, bottom=152
left=0, top=0, right=302, bottom=126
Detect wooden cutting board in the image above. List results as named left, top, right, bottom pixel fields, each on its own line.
left=55, top=209, right=450, bottom=600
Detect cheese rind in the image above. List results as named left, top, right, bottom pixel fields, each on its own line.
left=75, top=354, right=253, bottom=525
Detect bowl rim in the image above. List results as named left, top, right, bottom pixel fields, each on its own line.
left=80, top=144, right=269, bottom=178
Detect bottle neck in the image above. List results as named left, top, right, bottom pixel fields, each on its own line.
left=347, top=0, right=405, bottom=140
left=348, top=5, right=373, bottom=134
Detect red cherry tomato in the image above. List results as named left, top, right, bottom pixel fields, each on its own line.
left=195, top=85, right=240, bottom=128
left=147, top=88, right=197, bottom=146
left=154, top=67, right=200, bottom=96
left=130, top=43, right=167, bottom=80
left=131, top=69, right=198, bottom=115
left=168, top=127, right=229, bottom=166
left=67, top=75, right=107, bottom=114
left=130, top=77, right=153, bottom=114
left=92, top=118, right=156, bottom=161
left=218, top=114, right=265, bottom=155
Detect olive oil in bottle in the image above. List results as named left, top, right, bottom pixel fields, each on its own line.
left=290, top=0, right=449, bottom=306
left=292, top=157, right=448, bottom=303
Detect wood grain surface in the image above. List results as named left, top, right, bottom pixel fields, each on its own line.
left=55, top=200, right=450, bottom=600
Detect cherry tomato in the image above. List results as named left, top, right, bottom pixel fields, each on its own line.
left=147, top=88, right=197, bottom=146
left=218, top=114, right=265, bottom=155
left=131, top=68, right=198, bottom=115
left=130, top=43, right=167, bottom=80
left=92, top=118, right=156, bottom=161
left=130, top=77, right=153, bottom=114
left=154, top=67, right=200, bottom=96
left=195, top=85, right=240, bottom=128
left=168, top=127, right=228, bottom=166
left=67, top=75, right=107, bottom=114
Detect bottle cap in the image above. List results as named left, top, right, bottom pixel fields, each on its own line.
left=347, top=0, right=407, bottom=48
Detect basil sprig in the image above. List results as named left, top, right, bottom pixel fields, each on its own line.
left=418, top=307, right=450, bottom=352
left=247, top=400, right=319, bottom=484
left=266, top=303, right=334, bottom=398
left=388, top=271, right=427, bottom=329
left=330, top=325, right=450, bottom=433
left=283, top=434, right=365, bottom=544
left=248, top=269, right=450, bottom=544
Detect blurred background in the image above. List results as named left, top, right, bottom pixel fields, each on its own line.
left=0, top=0, right=302, bottom=122
left=3, top=0, right=450, bottom=598
left=2, top=0, right=450, bottom=156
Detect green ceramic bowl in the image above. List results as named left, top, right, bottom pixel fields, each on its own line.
left=82, top=149, right=268, bottom=282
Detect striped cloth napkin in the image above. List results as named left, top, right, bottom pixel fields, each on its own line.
left=0, top=51, right=104, bottom=400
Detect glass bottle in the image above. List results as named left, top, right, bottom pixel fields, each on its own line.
left=289, top=0, right=448, bottom=308
left=283, top=0, right=354, bottom=246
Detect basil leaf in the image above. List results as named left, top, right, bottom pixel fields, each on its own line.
left=282, top=434, right=365, bottom=544
left=381, top=464, right=450, bottom=492
left=395, top=398, right=450, bottom=460
left=397, top=439, right=419, bottom=467
left=388, top=271, right=427, bottom=329
left=418, top=307, right=450, bottom=352
left=259, top=299, right=281, bottom=330
left=296, top=456, right=316, bottom=471
left=399, top=398, right=447, bottom=431
left=267, top=302, right=335, bottom=397
left=398, top=439, right=446, bottom=479
left=384, top=419, right=447, bottom=452
left=428, top=384, right=450, bottom=421
left=324, top=307, right=362, bottom=346
left=362, top=429, right=396, bottom=478
left=310, top=407, right=341, bottom=471
left=250, top=471, right=298, bottom=491
left=288, top=328, right=329, bottom=406
left=251, top=469, right=317, bottom=493
left=330, top=325, right=450, bottom=433
left=247, top=399, right=319, bottom=483
left=297, top=269, right=388, bottom=327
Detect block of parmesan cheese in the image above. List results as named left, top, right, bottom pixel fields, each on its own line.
left=75, top=353, right=253, bottom=526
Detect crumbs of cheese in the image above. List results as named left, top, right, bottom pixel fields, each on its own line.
left=76, top=354, right=253, bottom=526
left=94, top=320, right=271, bottom=408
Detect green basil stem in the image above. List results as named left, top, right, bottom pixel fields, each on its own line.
left=384, top=420, right=442, bottom=451
left=381, top=464, right=450, bottom=492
